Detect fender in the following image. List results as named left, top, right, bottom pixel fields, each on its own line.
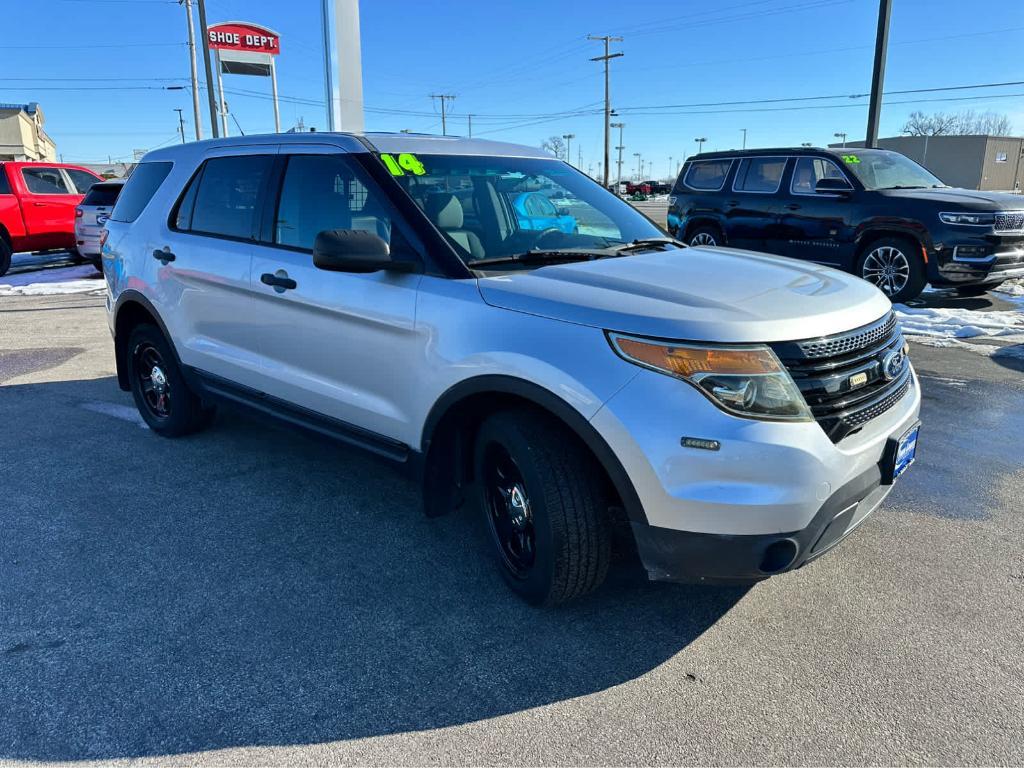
left=420, top=374, right=647, bottom=524
left=853, top=219, right=932, bottom=253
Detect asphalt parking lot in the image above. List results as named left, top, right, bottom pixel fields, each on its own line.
left=1, top=254, right=1022, bottom=766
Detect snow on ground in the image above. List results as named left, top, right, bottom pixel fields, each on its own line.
left=994, top=278, right=1024, bottom=298
left=1, top=261, right=104, bottom=296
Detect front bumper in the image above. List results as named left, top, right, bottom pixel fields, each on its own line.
left=929, top=232, right=1024, bottom=286
left=591, top=361, right=921, bottom=582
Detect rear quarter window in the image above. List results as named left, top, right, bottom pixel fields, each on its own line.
left=110, top=161, right=173, bottom=223
left=681, top=159, right=732, bottom=191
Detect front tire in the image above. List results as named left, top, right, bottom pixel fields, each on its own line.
left=0, top=238, right=11, bottom=277
left=127, top=324, right=213, bottom=437
left=474, top=409, right=611, bottom=606
left=856, top=236, right=927, bottom=303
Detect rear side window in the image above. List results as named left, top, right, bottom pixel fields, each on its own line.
left=110, top=161, right=173, bottom=223
left=682, top=159, right=732, bottom=191
left=187, top=155, right=273, bottom=240
left=66, top=169, right=100, bottom=194
left=82, top=183, right=122, bottom=207
left=0, top=168, right=10, bottom=195
left=22, top=167, right=70, bottom=194
left=733, top=157, right=787, bottom=193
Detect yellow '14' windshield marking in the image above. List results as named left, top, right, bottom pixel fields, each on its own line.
left=379, top=153, right=426, bottom=176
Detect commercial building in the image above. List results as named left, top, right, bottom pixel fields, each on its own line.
left=832, top=135, right=1024, bottom=192
left=0, top=102, right=57, bottom=162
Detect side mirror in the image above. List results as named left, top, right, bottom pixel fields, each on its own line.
left=815, top=177, right=853, bottom=196
left=312, top=229, right=418, bottom=273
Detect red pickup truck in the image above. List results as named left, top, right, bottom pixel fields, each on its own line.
left=0, top=161, right=103, bottom=276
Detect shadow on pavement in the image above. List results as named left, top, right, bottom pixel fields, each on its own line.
left=991, top=343, right=1024, bottom=372
left=0, top=376, right=746, bottom=761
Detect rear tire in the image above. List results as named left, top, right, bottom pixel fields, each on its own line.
left=70, top=248, right=86, bottom=264
left=474, top=409, right=611, bottom=606
left=955, top=283, right=999, bottom=297
left=127, top=324, right=214, bottom=437
left=0, top=238, right=11, bottom=277
left=687, top=225, right=722, bottom=247
left=855, top=236, right=927, bottom=303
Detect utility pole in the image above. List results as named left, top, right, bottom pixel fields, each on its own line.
left=865, top=0, right=892, bottom=148
left=562, top=133, right=575, bottom=164
left=588, top=34, right=623, bottom=188
left=430, top=94, right=455, bottom=136
left=741, top=128, right=747, bottom=149
left=180, top=0, right=203, bottom=140
left=578, top=146, right=582, bottom=168
left=695, top=136, right=707, bottom=154
left=668, top=156, right=673, bottom=181
left=834, top=131, right=848, bottom=148
left=633, top=152, right=641, bottom=181
left=174, top=108, right=186, bottom=143
left=467, top=114, right=473, bottom=138
left=195, top=0, right=219, bottom=138
left=611, top=121, right=624, bottom=191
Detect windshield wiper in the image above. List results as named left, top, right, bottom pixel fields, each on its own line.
left=469, top=249, right=611, bottom=268
left=608, top=236, right=686, bottom=253
left=877, top=185, right=927, bottom=190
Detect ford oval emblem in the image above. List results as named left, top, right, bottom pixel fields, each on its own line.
left=882, top=347, right=906, bottom=381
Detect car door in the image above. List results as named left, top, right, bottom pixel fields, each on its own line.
left=248, top=144, right=425, bottom=443
left=19, top=166, right=80, bottom=249
left=158, top=147, right=278, bottom=385
left=724, top=156, right=788, bottom=252
left=778, top=156, right=857, bottom=265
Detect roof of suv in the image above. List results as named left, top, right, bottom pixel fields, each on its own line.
left=142, top=132, right=551, bottom=163
left=686, top=147, right=891, bottom=162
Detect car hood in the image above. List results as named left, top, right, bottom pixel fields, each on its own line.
left=880, top=187, right=1024, bottom=209
left=477, top=246, right=892, bottom=343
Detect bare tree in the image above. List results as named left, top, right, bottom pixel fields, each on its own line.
left=902, top=109, right=1014, bottom=136
left=540, top=135, right=567, bottom=160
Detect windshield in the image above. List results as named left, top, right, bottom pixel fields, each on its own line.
left=379, top=154, right=665, bottom=268
left=840, top=150, right=945, bottom=190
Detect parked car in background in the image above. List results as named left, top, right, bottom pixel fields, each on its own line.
left=104, top=133, right=920, bottom=606
left=0, top=161, right=103, bottom=276
left=668, top=147, right=1024, bottom=302
left=642, top=180, right=672, bottom=195
left=511, top=191, right=577, bottom=234
left=75, top=180, right=124, bottom=270
left=625, top=181, right=651, bottom=196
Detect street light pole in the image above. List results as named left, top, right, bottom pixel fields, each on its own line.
left=741, top=128, right=747, bottom=150
left=174, top=108, right=186, bottom=143
left=865, top=0, right=892, bottom=148
left=633, top=152, right=641, bottom=181
left=834, top=131, right=848, bottom=148
left=695, top=136, right=707, bottom=154
left=562, top=133, right=575, bottom=165
left=611, top=121, right=624, bottom=191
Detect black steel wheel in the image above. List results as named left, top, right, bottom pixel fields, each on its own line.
left=127, top=324, right=214, bottom=437
left=474, top=409, right=611, bottom=606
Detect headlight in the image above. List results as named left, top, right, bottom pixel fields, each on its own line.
left=608, top=333, right=813, bottom=422
left=939, top=212, right=995, bottom=226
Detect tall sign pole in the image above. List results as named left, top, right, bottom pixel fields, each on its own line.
left=322, top=0, right=365, bottom=132
left=865, top=0, right=892, bottom=148
left=588, top=34, right=623, bottom=188
left=181, top=0, right=203, bottom=139
left=195, top=0, right=220, bottom=138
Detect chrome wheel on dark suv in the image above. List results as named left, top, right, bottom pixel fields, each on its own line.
left=856, top=237, right=926, bottom=303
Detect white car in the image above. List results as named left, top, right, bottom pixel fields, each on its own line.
left=75, top=180, right=123, bottom=269
left=101, top=133, right=921, bottom=605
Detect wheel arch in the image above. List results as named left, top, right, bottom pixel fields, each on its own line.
left=853, top=225, right=930, bottom=260
left=682, top=216, right=725, bottom=243
left=112, top=290, right=180, bottom=391
left=418, top=374, right=647, bottom=525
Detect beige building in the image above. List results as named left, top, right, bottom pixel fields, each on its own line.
left=833, top=135, right=1024, bottom=192
left=0, top=102, right=57, bottom=162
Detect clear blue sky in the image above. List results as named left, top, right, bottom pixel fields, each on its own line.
left=3, top=0, right=1023, bottom=177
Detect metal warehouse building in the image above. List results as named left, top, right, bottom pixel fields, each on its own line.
left=831, top=135, right=1024, bottom=192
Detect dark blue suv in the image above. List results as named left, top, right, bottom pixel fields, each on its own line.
left=667, top=147, right=1024, bottom=302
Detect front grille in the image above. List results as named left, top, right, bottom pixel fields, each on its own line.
left=770, top=311, right=912, bottom=443
left=994, top=210, right=1024, bottom=233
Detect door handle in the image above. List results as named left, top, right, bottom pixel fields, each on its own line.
left=153, top=247, right=175, bottom=264
left=260, top=272, right=297, bottom=291
left=32, top=201, right=47, bottom=207
left=725, top=200, right=739, bottom=208
left=785, top=204, right=801, bottom=211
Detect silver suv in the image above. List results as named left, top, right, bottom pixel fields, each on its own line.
left=102, top=133, right=921, bottom=605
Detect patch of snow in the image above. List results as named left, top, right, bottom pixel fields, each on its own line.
left=995, top=278, right=1024, bottom=298
left=0, top=264, right=104, bottom=296
left=895, top=304, right=1024, bottom=342
left=79, top=401, right=149, bottom=429
left=0, top=279, right=105, bottom=297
